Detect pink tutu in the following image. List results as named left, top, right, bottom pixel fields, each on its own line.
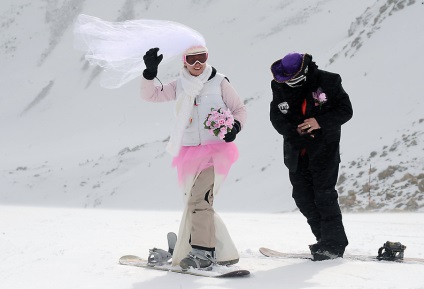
left=172, top=142, right=239, bottom=185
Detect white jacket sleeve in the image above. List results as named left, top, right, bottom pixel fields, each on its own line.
left=140, top=77, right=177, bottom=102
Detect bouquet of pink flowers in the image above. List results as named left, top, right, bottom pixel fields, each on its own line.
left=203, top=108, right=235, bottom=139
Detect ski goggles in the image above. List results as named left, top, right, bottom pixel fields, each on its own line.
left=184, top=52, right=208, bottom=66
left=285, top=74, right=307, bottom=87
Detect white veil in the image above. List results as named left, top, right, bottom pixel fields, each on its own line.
left=73, top=14, right=206, bottom=88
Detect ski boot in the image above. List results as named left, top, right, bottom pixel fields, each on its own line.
left=309, top=243, right=344, bottom=261
left=377, top=241, right=406, bottom=261
left=179, top=248, right=216, bottom=270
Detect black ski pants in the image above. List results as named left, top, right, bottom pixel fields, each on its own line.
left=289, top=151, right=348, bottom=250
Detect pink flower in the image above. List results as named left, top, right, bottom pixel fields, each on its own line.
left=203, top=108, right=234, bottom=139
left=312, top=88, right=327, bottom=109
left=317, top=93, right=327, bottom=102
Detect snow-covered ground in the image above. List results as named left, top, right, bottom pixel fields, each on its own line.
left=1, top=205, right=424, bottom=289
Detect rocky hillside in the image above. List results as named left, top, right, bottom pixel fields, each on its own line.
left=338, top=118, right=424, bottom=212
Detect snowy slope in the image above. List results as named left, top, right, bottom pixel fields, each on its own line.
left=0, top=0, right=423, bottom=212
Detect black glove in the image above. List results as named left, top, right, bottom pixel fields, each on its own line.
left=224, top=120, right=241, bottom=143
left=143, top=47, right=163, bottom=80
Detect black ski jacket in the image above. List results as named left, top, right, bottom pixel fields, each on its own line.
left=270, top=69, right=353, bottom=172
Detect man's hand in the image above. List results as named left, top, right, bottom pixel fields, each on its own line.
left=297, top=118, right=320, bottom=137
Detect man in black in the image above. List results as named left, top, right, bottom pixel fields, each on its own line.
left=269, top=52, right=353, bottom=261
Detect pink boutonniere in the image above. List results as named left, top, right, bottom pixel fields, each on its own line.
left=312, top=88, right=327, bottom=109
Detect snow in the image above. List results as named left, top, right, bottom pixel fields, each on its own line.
left=1, top=206, right=424, bottom=288
left=1, top=0, right=424, bottom=288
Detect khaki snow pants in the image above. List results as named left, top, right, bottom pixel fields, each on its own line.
left=188, top=166, right=216, bottom=249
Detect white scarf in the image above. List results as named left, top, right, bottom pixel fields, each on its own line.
left=166, top=64, right=213, bottom=156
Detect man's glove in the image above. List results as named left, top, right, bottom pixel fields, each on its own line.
left=224, top=120, right=241, bottom=143
left=143, top=47, right=163, bottom=80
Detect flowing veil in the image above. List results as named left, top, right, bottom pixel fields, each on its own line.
left=73, top=14, right=206, bottom=88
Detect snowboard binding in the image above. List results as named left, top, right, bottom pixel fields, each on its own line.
left=377, top=241, right=406, bottom=261
left=147, top=232, right=178, bottom=266
left=147, top=248, right=172, bottom=266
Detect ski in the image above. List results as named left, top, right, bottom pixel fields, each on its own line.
left=119, top=255, right=250, bottom=278
left=259, top=247, right=424, bottom=264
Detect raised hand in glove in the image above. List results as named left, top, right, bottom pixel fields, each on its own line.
left=143, top=47, right=163, bottom=80
left=224, top=120, right=241, bottom=143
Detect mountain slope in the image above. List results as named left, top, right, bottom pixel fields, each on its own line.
left=1, top=0, right=423, bottom=212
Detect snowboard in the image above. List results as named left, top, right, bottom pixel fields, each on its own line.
left=259, top=247, right=424, bottom=264
left=119, top=232, right=249, bottom=278
left=119, top=255, right=250, bottom=278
